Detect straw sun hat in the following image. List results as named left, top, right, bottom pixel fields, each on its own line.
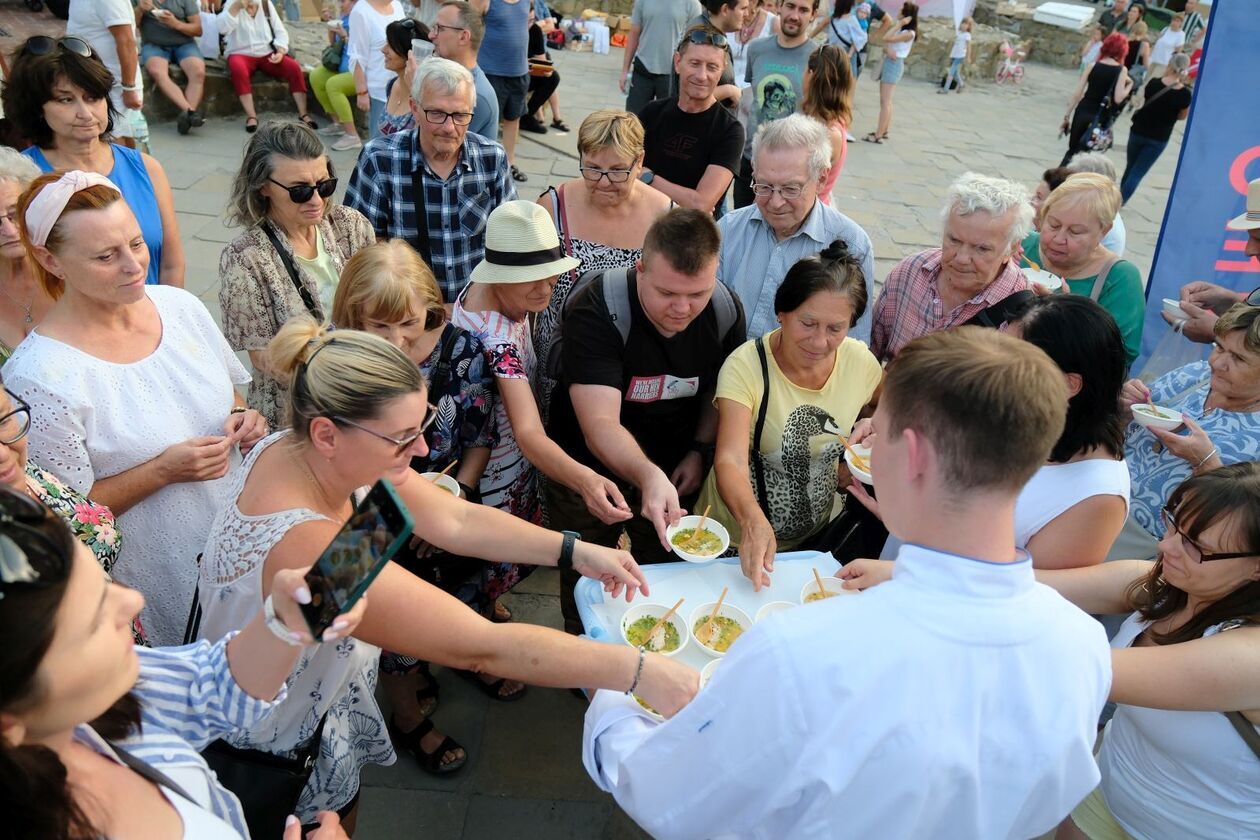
left=1227, top=178, right=1260, bottom=232
left=468, top=200, right=581, bottom=284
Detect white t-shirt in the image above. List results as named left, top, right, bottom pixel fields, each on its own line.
left=950, top=29, right=971, bottom=59
left=1150, top=28, right=1186, bottom=66
left=68, top=0, right=136, bottom=128
left=888, top=30, right=915, bottom=59
left=348, top=0, right=406, bottom=101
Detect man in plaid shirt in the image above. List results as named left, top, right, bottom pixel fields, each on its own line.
left=870, top=172, right=1033, bottom=363
left=346, top=57, right=517, bottom=302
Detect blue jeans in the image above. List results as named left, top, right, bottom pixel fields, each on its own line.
left=1121, top=131, right=1168, bottom=204
left=368, top=97, right=386, bottom=140
left=282, top=0, right=301, bottom=21
left=944, top=57, right=964, bottom=88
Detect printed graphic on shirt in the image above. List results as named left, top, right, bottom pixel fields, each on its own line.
left=759, top=405, right=843, bottom=540
left=662, top=131, right=700, bottom=160
left=626, top=374, right=701, bottom=402
left=756, top=72, right=797, bottom=123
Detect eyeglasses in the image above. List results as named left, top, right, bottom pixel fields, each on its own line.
left=430, top=21, right=467, bottom=35
left=579, top=165, right=635, bottom=184
left=333, top=404, right=438, bottom=455
left=1246, top=287, right=1260, bottom=307
left=421, top=108, right=474, bottom=126
left=750, top=181, right=805, bottom=200
left=1160, top=505, right=1258, bottom=563
left=0, top=490, right=64, bottom=600
left=0, top=390, right=31, bottom=446
left=267, top=177, right=338, bottom=204
left=22, top=35, right=93, bottom=59
left=677, top=29, right=729, bottom=51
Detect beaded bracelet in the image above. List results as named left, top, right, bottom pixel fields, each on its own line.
left=625, top=647, right=646, bottom=695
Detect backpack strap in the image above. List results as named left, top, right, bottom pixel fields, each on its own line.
left=426, top=324, right=461, bottom=399
left=600, top=266, right=635, bottom=346
left=1090, top=256, right=1121, bottom=302
left=709, top=281, right=740, bottom=340
left=963, top=289, right=1034, bottom=329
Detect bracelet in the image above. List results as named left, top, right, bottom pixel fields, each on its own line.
left=1195, top=447, right=1218, bottom=469
left=230, top=406, right=249, bottom=414
left=356, top=90, right=369, bottom=96
left=121, top=83, right=141, bottom=92
left=263, top=594, right=307, bottom=646
left=625, top=646, right=646, bottom=695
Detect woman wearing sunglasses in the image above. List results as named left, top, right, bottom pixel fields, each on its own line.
left=1, top=36, right=185, bottom=288
left=195, top=319, right=696, bottom=826
left=1034, top=463, right=1260, bottom=840
left=346, top=0, right=406, bottom=140
left=0, top=487, right=362, bottom=840
left=220, top=121, right=376, bottom=429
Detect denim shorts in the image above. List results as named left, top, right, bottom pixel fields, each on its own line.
left=485, top=72, right=529, bottom=121
left=880, top=55, right=905, bottom=85
left=141, top=41, right=202, bottom=66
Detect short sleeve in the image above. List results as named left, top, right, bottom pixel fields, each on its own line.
left=715, top=341, right=760, bottom=411
left=101, top=0, right=133, bottom=26
left=1098, top=261, right=1146, bottom=365
left=9, top=373, right=96, bottom=494
left=712, top=115, right=746, bottom=175
left=483, top=329, right=530, bottom=381
left=560, top=284, right=626, bottom=390
left=460, top=336, right=498, bottom=450
left=631, top=0, right=643, bottom=26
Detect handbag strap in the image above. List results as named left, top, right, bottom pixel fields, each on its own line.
left=750, top=337, right=772, bottom=518
left=261, top=0, right=279, bottom=53
left=552, top=184, right=573, bottom=259
left=110, top=740, right=200, bottom=805
left=1090, top=256, right=1121, bottom=302
left=261, top=222, right=321, bottom=319
left=426, top=324, right=460, bottom=401
left=1135, top=79, right=1179, bottom=115
left=1224, top=711, right=1260, bottom=763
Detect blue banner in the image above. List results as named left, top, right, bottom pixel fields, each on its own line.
left=1137, top=0, right=1260, bottom=371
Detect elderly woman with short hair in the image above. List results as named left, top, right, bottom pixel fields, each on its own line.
left=1022, top=172, right=1144, bottom=364
left=870, top=171, right=1033, bottom=363
left=0, top=148, right=49, bottom=363
left=219, top=121, right=376, bottom=429
left=534, top=109, right=671, bottom=414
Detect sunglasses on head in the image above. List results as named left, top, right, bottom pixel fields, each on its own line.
left=0, top=491, right=66, bottom=600
left=678, top=29, right=729, bottom=52
left=22, top=36, right=93, bottom=59
left=268, top=177, right=338, bottom=203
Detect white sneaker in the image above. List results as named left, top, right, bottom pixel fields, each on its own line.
left=319, top=123, right=346, bottom=136
left=844, top=130, right=855, bottom=142
left=331, top=133, right=363, bottom=151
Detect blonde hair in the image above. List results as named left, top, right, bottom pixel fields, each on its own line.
left=882, top=327, right=1067, bottom=493
left=16, top=172, right=124, bottom=299
left=1131, top=20, right=1148, bottom=38
left=332, top=240, right=445, bottom=330
left=1215, top=303, right=1260, bottom=357
left=1039, top=172, right=1122, bottom=232
left=577, top=109, right=645, bottom=164
left=960, top=15, right=974, bottom=30
left=268, top=317, right=424, bottom=438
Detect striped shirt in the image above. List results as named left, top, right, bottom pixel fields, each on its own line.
left=344, top=128, right=517, bottom=301
left=73, top=635, right=283, bottom=838
left=870, top=248, right=1029, bottom=362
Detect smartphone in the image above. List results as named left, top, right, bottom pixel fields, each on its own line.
left=300, top=479, right=414, bottom=637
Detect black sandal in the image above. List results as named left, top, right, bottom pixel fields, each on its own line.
left=459, top=669, right=528, bottom=702
left=245, top=117, right=258, bottom=133
left=389, top=716, right=467, bottom=775
left=299, top=114, right=319, bottom=130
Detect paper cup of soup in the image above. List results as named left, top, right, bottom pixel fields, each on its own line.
left=755, top=601, right=796, bottom=622
left=421, top=473, right=461, bottom=497
left=844, top=443, right=873, bottom=485
left=1026, top=269, right=1063, bottom=292
left=800, top=576, right=849, bottom=605
left=621, top=602, right=688, bottom=657
left=632, top=694, right=664, bottom=720
left=689, top=602, right=752, bottom=658
left=700, top=658, right=720, bottom=689
left=666, top=515, right=730, bottom=562
left=1131, top=403, right=1183, bottom=432
left=1162, top=298, right=1189, bottom=322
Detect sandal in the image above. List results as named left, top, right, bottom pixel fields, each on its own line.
left=490, top=601, right=512, bottom=623
left=388, top=716, right=466, bottom=775
left=510, top=164, right=528, bottom=183
left=414, top=678, right=440, bottom=718
left=861, top=132, right=883, bottom=144
left=550, top=119, right=570, bottom=133
left=459, top=669, right=528, bottom=702
left=245, top=117, right=258, bottom=133
left=299, top=114, right=319, bottom=130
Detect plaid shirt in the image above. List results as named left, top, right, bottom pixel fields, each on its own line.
left=870, top=248, right=1029, bottom=362
left=344, top=129, right=517, bottom=301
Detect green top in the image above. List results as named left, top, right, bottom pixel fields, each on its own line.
left=293, top=228, right=340, bottom=316
left=1021, top=231, right=1145, bottom=365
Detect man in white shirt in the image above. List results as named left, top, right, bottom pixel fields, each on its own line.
left=582, top=327, right=1112, bottom=840
left=68, top=0, right=141, bottom=139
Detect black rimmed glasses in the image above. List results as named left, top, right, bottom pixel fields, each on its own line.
left=1246, top=287, right=1260, bottom=307
left=267, top=177, right=338, bottom=204
left=0, top=490, right=65, bottom=599
left=333, top=404, right=438, bottom=455
left=677, top=29, right=729, bottom=51
left=421, top=108, right=474, bottom=126
left=22, top=36, right=93, bottom=59
left=579, top=165, right=635, bottom=184
left=430, top=21, right=468, bottom=35
left=0, top=390, right=31, bottom=446
left=1161, top=505, right=1258, bottom=563
left=750, top=181, right=804, bottom=200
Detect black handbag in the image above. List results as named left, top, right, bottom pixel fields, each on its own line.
left=321, top=39, right=345, bottom=72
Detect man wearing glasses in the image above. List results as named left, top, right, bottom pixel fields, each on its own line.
left=346, top=57, right=516, bottom=306
left=716, top=114, right=875, bottom=342
left=639, top=26, right=744, bottom=216
left=431, top=0, right=500, bottom=140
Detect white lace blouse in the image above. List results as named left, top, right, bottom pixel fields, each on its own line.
left=2, top=286, right=251, bottom=645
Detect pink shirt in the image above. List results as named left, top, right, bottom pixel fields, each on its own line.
left=818, top=119, right=847, bottom=206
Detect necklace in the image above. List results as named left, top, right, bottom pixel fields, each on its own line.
left=0, top=280, right=34, bottom=324
left=287, top=441, right=340, bottom=516
left=739, top=10, right=764, bottom=44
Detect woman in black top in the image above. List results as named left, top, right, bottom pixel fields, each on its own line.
left=1060, top=32, right=1132, bottom=165
left=1120, top=53, right=1192, bottom=204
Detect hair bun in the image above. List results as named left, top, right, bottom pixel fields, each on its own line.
left=268, top=316, right=331, bottom=379
left=819, top=239, right=854, bottom=264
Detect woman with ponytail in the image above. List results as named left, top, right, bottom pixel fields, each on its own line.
left=196, top=318, right=697, bottom=827
left=801, top=43, right=854, bottom=205
left=697, top=241, right=882, bottom=591
left=0, top=488, right=360, bottom=839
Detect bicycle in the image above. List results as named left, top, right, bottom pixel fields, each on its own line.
left=995, top=40, right=1027, bottom=84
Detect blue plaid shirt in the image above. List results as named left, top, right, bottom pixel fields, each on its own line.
left=345, top=129, right=517, bottom=301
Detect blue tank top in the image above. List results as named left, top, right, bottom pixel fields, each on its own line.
left=476, top=0, right=529, bottom=76
left=23, top=144, right=165, bottom=285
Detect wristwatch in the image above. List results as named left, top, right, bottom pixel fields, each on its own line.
left=639, top=169, right=655, bottom=185
left=558, top=530, right=580, bottom=570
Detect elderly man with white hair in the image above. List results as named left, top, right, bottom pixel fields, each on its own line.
left=870, top=171, right=1033, bottom=363
left=716, top=113, right=876, bottom=343
left=345, top=56, right=516, bottom=302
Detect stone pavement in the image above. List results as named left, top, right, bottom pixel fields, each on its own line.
left=41, top=27, right=1181, bottom=840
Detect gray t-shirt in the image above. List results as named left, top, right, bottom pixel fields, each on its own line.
left=134, top=0, right=200, bottom=47
left=470, top=64, right=501, bottom=141
left=632, top=0, right=703, bottom=75
left=742, top=37, right=812, bottom=159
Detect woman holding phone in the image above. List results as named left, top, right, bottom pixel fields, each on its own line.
left=196, top=319, right=697, bottom=828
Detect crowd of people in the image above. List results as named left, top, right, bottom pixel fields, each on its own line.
left=0, top=1, right=1254, bottom=839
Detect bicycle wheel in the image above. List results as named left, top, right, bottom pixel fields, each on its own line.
left=995, top=67, right=1008, bottom=85
left=1012, top=65, right=1025, bottom=84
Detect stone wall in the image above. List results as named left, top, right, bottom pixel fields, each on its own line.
left=548, top=0, right=635, bottom=18
left=866, top=18, right=1018, bottom=85
left=974, top=0, right=1093, bottom=70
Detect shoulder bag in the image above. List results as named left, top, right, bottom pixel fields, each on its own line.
left=261, top=222, right=322, bottom=319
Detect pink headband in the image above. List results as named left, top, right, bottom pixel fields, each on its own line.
left=24, top=170, right=119, bottom=248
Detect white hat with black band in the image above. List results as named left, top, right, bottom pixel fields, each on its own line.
left=469, top=200, right=581, bottom=284
left=1227, top=177, right=1260, bottom=232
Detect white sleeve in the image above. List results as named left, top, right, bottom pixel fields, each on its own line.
left=347, top=4, right=370, bottom=73
left=270, top=6, right=290, bottom=50
left=7, top=368, right=96, bottom=494
left=103, top=0, right=134, bottom=27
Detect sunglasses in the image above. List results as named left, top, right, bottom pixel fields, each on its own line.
left=0, top=491, right=64, bottom=600
left=22, top=35, right=93, bottom=59
left=677, top=29, right=729, bottom=51
left=334, top=404, right=438, bottom=456
left=268, top=177, right=338, bottom=204
left=1161, top=505, right=1259, bottom=564
left=1247, top=287, right=1260, bottom=307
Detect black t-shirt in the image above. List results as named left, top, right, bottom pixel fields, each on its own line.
left=547, top=269, right=746, bottom=475
left=639, top=98, right=744, bottom=210
left=1131, top=78, right=1192, bottom=142
left=528, top=23, right=545, bottom=57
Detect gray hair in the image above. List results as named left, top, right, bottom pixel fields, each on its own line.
left=1169, top=52, right=1191, bottom=74
left=941, top=172, right=1034, bottom=248
left=751, top=114, right=832, bottom=183
left=0, top=147, right=40, bottom=188
left=225, top=121, right=331, bottom=228
left=440, top=0, right=485, bottom=50
left=1068, top=151, right=1119, bottom=184
left=410, top=57, right=475, bottom=109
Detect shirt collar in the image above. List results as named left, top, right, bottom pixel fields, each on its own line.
left=753, top=200, right=831, bottom=245
left=412, top=130, right=470, bottom=177
left=892, top=542, right=1036, bottom=599
left=923, top=252, right=1024, bottom=308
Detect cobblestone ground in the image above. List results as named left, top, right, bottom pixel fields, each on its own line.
left=3, top=12, right=1182, bottom=836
